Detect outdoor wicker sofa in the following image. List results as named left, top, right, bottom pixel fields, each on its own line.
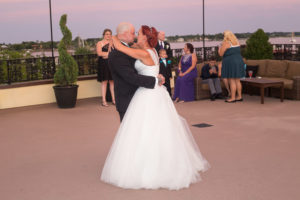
left=193, top=60, right=300, bottom=100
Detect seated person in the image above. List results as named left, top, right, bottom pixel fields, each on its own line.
left=159, top=49, right=172, bottom=97
left=201, top=58, right=224, bottom=101
left=173, top=43, right=198, bottom=103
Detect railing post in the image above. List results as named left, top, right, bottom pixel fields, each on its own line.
left=7, top=60, right=11, bottom=85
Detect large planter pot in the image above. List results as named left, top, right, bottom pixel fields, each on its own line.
left=53, top=85, right=79, bottom=108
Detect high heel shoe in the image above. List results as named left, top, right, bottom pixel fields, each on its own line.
left=225, top=99, right=236, bottom=103
left=102, top=102, right=108, bottom=107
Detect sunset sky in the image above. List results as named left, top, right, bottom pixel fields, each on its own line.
left=1, top=0, right=299, bottom=43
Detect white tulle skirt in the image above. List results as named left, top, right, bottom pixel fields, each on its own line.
left=101, top=85, right=210, bottom=190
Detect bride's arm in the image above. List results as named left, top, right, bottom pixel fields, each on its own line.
left=112, top=36, right=153, bottom=65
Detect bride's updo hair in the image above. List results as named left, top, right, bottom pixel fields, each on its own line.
left=141, top=25, right=158, bottom=48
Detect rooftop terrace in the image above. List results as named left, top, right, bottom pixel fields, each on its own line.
left=1, top=95, right=300, bottom=200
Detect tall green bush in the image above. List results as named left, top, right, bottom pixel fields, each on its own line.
left=244, top=29, right=273, bottom=60
left=54, top=14, right=78, bottom=86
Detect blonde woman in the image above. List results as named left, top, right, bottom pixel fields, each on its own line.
left=218, top=30, right=245, bottom=103
left=96, top=29, right=115, bottom=106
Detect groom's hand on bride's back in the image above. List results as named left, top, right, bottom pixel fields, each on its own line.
left=157, top=74, right=165, bottom=86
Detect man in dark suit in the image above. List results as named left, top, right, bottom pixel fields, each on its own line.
left=108, top=22, right=164, bottom=121
left=158, top=49, right=172, bottom=97
left=155, top=31, right=172, bottom=59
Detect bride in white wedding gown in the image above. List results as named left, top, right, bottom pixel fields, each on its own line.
left=101, top=25, right=209, bottom=190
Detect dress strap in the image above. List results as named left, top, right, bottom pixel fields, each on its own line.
left=146, top=49, right=159, bottom=66
left=230, top=41, right=240, bottom=48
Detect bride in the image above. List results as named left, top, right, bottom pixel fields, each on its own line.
left=100, top=25, right=209, bottom=190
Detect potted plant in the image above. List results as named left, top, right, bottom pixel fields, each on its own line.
left=53, top=14, right=79, bottom=108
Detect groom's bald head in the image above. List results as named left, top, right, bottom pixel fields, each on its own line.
left=117, top=22, right=135, bottom=44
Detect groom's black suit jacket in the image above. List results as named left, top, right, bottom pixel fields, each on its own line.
left=108, top=48, right=156, bottom=118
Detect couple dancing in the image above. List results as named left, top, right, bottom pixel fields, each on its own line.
left=100, top=22, right=209, bottom=190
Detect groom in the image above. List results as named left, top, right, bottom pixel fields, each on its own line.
left=108, top=22, right=165, bottom=121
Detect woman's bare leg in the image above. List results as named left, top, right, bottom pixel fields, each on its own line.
left=227, top=78, right=236, bottom=102
left=101, top=80, right=108, bottom=106
left=223, top=78, right=231, bottom=97
left=235, top=78, right=242, bottom=100
left=109, top=80, right=116, bottom=104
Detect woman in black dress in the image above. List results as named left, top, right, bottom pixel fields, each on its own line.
left=96, top=29, right=115, bottom=106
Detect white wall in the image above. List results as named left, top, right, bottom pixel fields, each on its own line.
left=0, top=80, right=101, bottom=109
left=0, top=72, right=176, bottom=109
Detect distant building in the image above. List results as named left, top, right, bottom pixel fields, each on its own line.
left=1, top=45, right=8, bottom=49
left=177, top=38, right=184, bottom=42
left=291, top=32, right=296, bottom=43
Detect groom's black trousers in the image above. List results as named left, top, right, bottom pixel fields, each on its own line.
left=119, top=112, right=125, bottom=122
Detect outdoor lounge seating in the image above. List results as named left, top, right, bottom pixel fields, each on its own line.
left=244, top=59, right=300, bottom=100
left=193, top=60, right=300, bottom=100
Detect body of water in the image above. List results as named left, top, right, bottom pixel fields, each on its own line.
left=169, top=37, right=300, bottom=49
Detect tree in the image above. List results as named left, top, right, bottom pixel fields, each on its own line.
left=53, top=14, right=78, bottom=86
left=244, top=29, right=273, bottom=59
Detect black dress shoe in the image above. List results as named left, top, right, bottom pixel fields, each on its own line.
left=216, top=93, right=224, bottom=99
left=236, top=98, right=243, bottom=102
left=210, top=93, right=217, bottom=101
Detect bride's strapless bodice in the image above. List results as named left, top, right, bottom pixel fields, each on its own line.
left=134, top=49, right=159, bottom=77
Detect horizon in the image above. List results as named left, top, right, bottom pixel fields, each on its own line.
left=1, top=0, right=300, bottom=44
left=1, top=31, right=300, bottom=45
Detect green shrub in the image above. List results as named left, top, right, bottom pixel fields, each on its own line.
left=75, top=47, right=93, bottom=55
left=0, top=61, right=7, bottom=83
left=244, top=29, right=273, bottom=60
left=54, top=14, right=78, bottom=86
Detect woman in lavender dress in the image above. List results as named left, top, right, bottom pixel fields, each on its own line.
left=173, top=43, right=198, bottom=102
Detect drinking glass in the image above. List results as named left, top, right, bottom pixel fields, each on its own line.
left=248, top=70, right=253, bottom=79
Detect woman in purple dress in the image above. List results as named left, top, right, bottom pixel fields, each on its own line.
left=173, top=43, right=198, bottom=102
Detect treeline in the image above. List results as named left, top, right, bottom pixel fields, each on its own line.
left=0, top=36, right=98, bottom=52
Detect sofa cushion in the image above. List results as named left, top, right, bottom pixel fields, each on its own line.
left=286, top=61, right=300, bottom=79
left=265, top=60, right=288, bottom=78
left=245, top=60, right=267, bottom=76
left=263, top=77, right=293, bottom=90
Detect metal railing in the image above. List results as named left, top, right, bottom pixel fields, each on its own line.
left=1, top=44, right=300, bottom=85
left=0, top=54, right=98, bottom=85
